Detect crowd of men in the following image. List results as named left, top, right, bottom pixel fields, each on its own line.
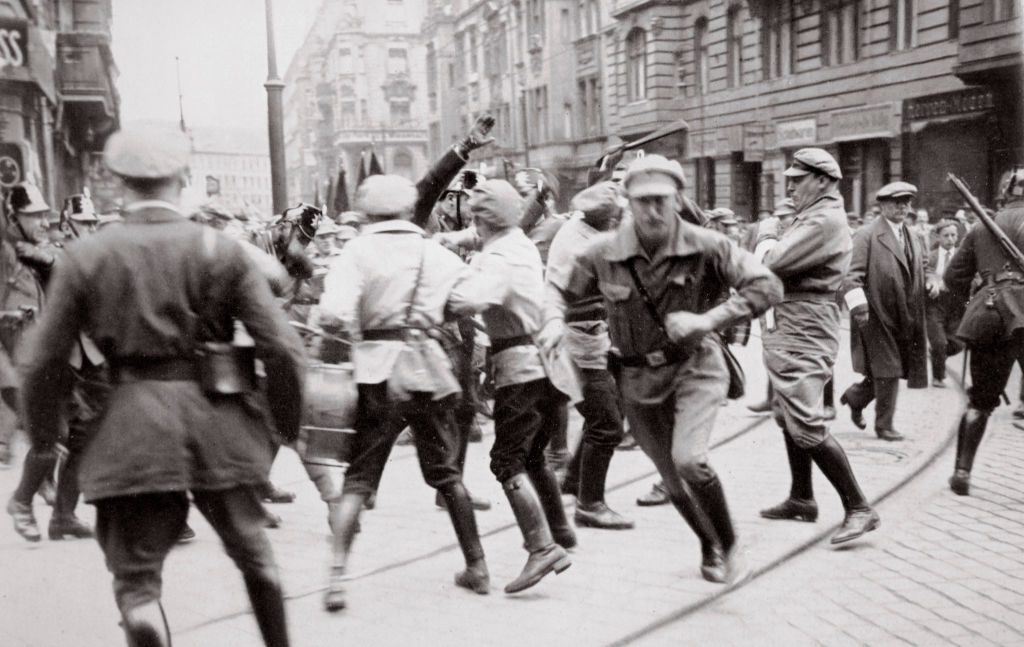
left=1, top=112, right=1022, bottom=647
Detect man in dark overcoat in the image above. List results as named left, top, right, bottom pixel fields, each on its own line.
left=840, top=182, right=929, bottom=441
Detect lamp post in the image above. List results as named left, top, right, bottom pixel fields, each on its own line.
left=264, top=0, right=288, bottom=213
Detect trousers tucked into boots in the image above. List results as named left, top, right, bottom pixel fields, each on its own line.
left=502, top=473, right=571, bottom=594
left=527, top=463, right=576, bottom=549
left=121, top=601, right=171, bottom=647
left=950, top=407, right=990, bottom=496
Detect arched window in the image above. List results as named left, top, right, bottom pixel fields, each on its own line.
left=694, top=17, right=709, bottom=94
left=393, top=149, right=414, bottom=180
left=726, top=5, right=743, bottom=87
left=625, top=28, right=647, bottom=102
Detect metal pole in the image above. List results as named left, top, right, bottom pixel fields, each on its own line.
left=175, top=57, right=186, bottom=133
left=264, top=0, right=288, bottom=213
left=520, top=89, right=531, bottom=168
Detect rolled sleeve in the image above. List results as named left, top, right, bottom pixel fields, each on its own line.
left=704, top=241, right=783, bottom=330
left=763, top=217, right=829, bottom=277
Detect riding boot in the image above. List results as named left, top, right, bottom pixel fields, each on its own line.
left=439, top=483, right=489, bottom=594
left=806, top=435, right=880, bottom=544
left=560, top=447, right=582, bottom=498
left=49, top=447, right=93, bottom=539
left=544, top=406, right=571, bottom=480
left=950, top=408, right=990, bottom=496
left=689, top=474, right=747, bottom=584
left=668, top=490, right=725, bottom=583
left=760, top=432, right=818, bottom=523
left=324, top=492, right=366, bottom=612
left=7, top=447, right=56, bottom=542
left=528, top=464, right=576, bottom=549
left=574, top=444, right=633, bottom=530
left=241, top=571, right=290, bottom=647
left=121, top=601, right=171, bottom=647
left=502, top=473, right=571, bottom=594
left=445, top=409, right=490, bottom=511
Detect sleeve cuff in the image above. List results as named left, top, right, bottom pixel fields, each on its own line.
left=844, top=288, right=867, bottom=311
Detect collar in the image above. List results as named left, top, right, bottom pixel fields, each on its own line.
left=884, top=217, right=904, bottom=239
left=480, top=226, right=520, bottom=251
left=604, top=216, right=702, bottom=262
left=121, top=201, right=184, bottom=224
left=362, top=219, right=425, bottom=236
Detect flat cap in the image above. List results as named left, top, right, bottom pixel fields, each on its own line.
left=875, top=181, right=918, bottom=201
left=772, top=198, right=798, bottom=218
left=315, top=219, right=342, bottom=237
left=783, top=148, right=842, bottom=181
left=707, top=207, right=738, bottom=225
left=339, top=210, right=366, bottom=227
left=468, top=179, right=524, bottom=229
left=570, top=182, right=621, bottom=218
left=354, top=174, right=419, bottom=217
left=103, top=126, right=191, bottom=179
left=336, top=225, right=359, bottom=241
left=624, top=155, right=686, bottom=197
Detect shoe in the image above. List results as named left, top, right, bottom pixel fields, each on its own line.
left=574, top=502, right=635, bottom=530
left=261, top=483, right=296, bottom=504
left=435, top=490, right=491, bottom=511
left=636, top=481, right=670, bottom=506
left=700, top=544, right=727, bottom=583
left=324, top=568, right=346, bottom=612
left=6, top=498, right=41, bottom=542
left=932, top=378, right=947, bottom=388
left=949, top=469, right=970, bottom=496
left=875, top=428, right=904, bottom=442
left=830, top=508, right=880, bottom=544
left=839, top=394, right=866, bottom=430
left=822, top=405, right=837, bottom=421
left=177, top=524, right=196, bottom=543
left=759, top=497, right=818, bottom=522
left=721, top=544, right=752, bottom=585
left=48, top=515, right=94, bottom=540
left=746, top=399, right=771, bottom=414
left=502, top=473, right=572, bottom=594
left=454, top=560, right=490, bottom=595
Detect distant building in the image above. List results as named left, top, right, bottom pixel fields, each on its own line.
left=284, top=0, right=429, bottom=207
left=187, top=127, right=273, bottom=218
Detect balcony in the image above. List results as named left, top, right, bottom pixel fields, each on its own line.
left=57, top=31, right=119, bottom=149
left=954, top=18, right=1022, bottom=82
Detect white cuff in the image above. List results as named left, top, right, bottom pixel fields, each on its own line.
left=844, top=288, right=867, bottom=311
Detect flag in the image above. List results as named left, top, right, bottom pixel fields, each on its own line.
left=367, top=150, right=384, bottom=176
left=331, top=166, right=349, bottom=216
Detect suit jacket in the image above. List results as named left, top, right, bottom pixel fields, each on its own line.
left=843, top=216, right=929, bottom=386
left=413, top=148, right=467, bottom=230
left=926, top=245, right=965, bottom=315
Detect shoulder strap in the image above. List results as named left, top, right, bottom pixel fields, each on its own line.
left=404, top=239, right=427, bottom=327
left=625, top=259, right=668, bottom=336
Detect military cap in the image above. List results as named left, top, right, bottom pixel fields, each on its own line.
left=7, top=182, right=49, bottom=214
left=772, top=198, right=798, bottom=218
left=875, top=181, right=917, bottom=201
left=64, top=194, right=99, bottom=222
left=315, top=219, right=342, bottom=237
left=103, top=126, right=191, bottom=179
left=354, top=174, right=418, bottom=218
left=468, top=179, right=524, bottom=229
left=570, top=182, right=621, bottom=218
left=624, top=155, right=686, bottom=197
left=336, top=225, right=359, bottom=242
left=707, top=207, right=738, bottom=226
left=783, top=148, right=842, bottom=181
left=339, top=211, right=366, bottom=227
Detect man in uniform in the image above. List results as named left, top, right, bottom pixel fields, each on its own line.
left=925, top=220, right=964, bottom=388
left=541, top=155, right=782, bottom=583
left=840, top=182, right=929, bottom=441
left=319, top=174, right=490, bottom=610
left=756, top=148, right=881, bottom=544
left=944, top=167, right=1024, bottom=495
left=19, top=126, right=304, bottom=647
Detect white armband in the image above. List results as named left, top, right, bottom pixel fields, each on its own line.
left=844, top=288, right=867, bottom=311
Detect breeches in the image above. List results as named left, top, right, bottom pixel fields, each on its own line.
left=490, top=378, right=567, bottom=482
left=764, top=347, right=833, bottom=448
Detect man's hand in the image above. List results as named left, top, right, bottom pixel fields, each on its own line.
left=665, top=311, right=713, bottom=344
left=455, top=114, right=496, bottom=158
left=851, top=304, right=869, bottom=328
left=537, top=318, right=567, bottom=355
left=14, top=242, right=55, bottom=270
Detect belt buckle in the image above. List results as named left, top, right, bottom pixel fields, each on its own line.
left=645, top=349, right=667, bottom=368
left=404, top=328, right=425, bottom=342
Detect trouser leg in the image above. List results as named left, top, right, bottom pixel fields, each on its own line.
left=12, top=445, right=56, bottom=506
left=950, top=408, right=991, bottom=495
left=873, top=378, right=899, bottom=432
left=525, top=383, right=575, bottom=549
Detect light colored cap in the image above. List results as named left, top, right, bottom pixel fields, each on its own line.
left=875, top=181, right=918, bottom=201
left=468, top=179, right=524, bottom=229
left=783, top=148, right=842, bottom=181
left=315, top=219, right=342, bottom=237
left=7, top=182, right=50, bottom=214
left=772, top=198, right=798, bottom=218
left=354, top=174, right=418, bottom=217
left=336, top=225, right=359, bottom=241
left=339, top=210, right=366, bottom=226
left=570, top=182, right=621, bottom=218
left=103, top=126, right=192, bottom=179
left=707, top=207, right=738, bottom=225
left=624, top=155, right=686, bottom=197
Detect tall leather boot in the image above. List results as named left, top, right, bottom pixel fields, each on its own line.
left=439, top=482, right=489, bottom=594
left=574, top=445, right=633, bottom=530
left=242, top=571, right=290, bottom=647
left=7, top=447, right=57, bottom=542
left=49, top=446, right=94, bottom=539
left=760, top=432, right=818, bottom=522
left=668, top=489, right=725, bottom=583
left=324, top=492, right=366, bottom=612
left=807, top=435, right=880, bottom=544
left=560, top=447, right=582, bottom=498
left=121, top=601, right=171, bottom=647
left=949, top=408, right=990, bottom=496
left=544, top=406, right=571, bottom=479
left=528, top=465, right=577, bottom=549
left=690, top=474, right=748, bottom=584
left=502, top=473, right=571, bottom=594
left=436, top=411, right=490, bottom=511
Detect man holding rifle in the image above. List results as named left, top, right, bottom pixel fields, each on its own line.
left=945, top=169, right=1024, bottom=496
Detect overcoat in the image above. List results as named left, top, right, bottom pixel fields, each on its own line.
left=843, top=215, right=929, bottom=387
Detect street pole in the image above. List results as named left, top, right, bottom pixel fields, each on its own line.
left=520, top=89, right=531, bottom=168
left=264, top=0, right=288, bottom=213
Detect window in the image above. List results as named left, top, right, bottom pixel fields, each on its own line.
left=726, top=5, right=744, bottom=87
left=949, top=0, right=960, bottom=38
left=890, top=0, right=917, bottom=50
left=426, top=44, right=438, bottom=111
left=387, top=48, right=408, bottom=75
left=467, top=27, right=478, bottom=74
left=389, top=100, right=411, bottom=124
left=625, top=28, right=647, bottom=101
left=337, top=48, right=353, bottom=74
left=695, top=18, right=709, bottom=94
left=527, top=0, right=545, bottom=42
left=823, top=1, right=861, bottom=66
left=985, top=0, right=1019, bottom=22
left=761, top=1, right=793, bottom=79
left=577, top=76, right=602, bottom=136
left=531, top=86, right=549, bottom=143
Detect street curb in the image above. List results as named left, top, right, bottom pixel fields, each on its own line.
left=604, top=370, right=966, bottom=647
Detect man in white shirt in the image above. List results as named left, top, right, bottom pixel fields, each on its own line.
left=925, top=220, right=965, bottom=387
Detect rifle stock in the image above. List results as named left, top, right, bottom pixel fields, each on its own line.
left=947, top=173, right=1024, bottom=274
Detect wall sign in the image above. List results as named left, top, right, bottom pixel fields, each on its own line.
left=904, top=88, right=996, bottom=122
left=0, top=18, right=28, bottom=73
left=775, top=118, right=817, bottom=148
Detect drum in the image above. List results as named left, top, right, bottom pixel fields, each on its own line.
left=297, top=362, right=358, bottom=467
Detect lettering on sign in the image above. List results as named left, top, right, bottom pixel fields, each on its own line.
left=0, top=19, right=28, bottom=72
left=904, top=88, right=995, bottom=121
left=830, top=103, right=896, bottom=142
left=775, top=118, right=817, bottom=148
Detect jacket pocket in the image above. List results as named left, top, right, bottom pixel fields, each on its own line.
left=598, top=282, right=632, bottom=302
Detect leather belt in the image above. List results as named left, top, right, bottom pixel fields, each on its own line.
left=113, top=357, right=198, bottom=382
left=362, top=328, right=430, bottom=342
left=617, top=345, right=689, bottom=368
left=491, top=334, right=534, bottom=354
left=782, top=291, right=836, bottom=303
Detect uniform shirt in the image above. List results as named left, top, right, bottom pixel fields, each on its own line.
left=761, top=192, right=851, bottom=356
left=320, top=219, right=466, bottom=398
left=553, top=217, right=781, bottom=403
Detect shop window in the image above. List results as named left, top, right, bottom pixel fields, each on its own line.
left=985, top=0, right=1019, bottom=22
left=726, top=5, right=744, bottom=88
left=694, top=18, right=709, bottom=94
left=890, top=0, right=918, bottom=51
left=625, top=28, right=647, bottom=101
left=760, top=1, right=793, bottom=79
left=527, top=0, right=545, bottom=42
left=823, top=1, right=861, bottom=66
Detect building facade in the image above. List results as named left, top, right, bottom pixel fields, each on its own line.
left=185, top=127, right=274, bottom=218
left=284, top=0, right=430, bottom=207
left=0, top=0, right=119, bottom=213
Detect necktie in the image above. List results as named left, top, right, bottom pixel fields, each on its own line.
left=903, top=226, right=912, bottom=264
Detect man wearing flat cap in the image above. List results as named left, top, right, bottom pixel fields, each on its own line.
left=544, top=181, right=633, bottom=531
left=320, top=173, right=491, bottom=609
left=541, top=154, right=782, bottom=584
left=841, top=180, right=929, bottom=443
left=19, top=125, right=305, bottom=647
left=756, top=148, right=880, bottom=546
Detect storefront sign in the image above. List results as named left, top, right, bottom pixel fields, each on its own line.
left=775, top=118, right=817, bottom=148
left=0, top=18, right=29, bottom=73
left=743, top=125, right=765, bottom=162
left=830, top=103, right=898, bottom=142
left=904, top=87, right=995, bottom=122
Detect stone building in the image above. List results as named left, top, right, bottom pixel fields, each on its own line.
left=186, top=127, right=273, bottom=218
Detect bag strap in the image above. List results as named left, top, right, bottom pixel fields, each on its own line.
left=404, top=240, right=427, bottom=327
left=625, top=259, right=669, bottom=337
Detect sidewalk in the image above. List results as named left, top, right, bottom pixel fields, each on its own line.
left=0, top=329, right=967, bottom=646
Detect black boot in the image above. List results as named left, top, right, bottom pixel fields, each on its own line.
left=502, top=473, right=571, bottom=594
left=121, top=601, right=171, bottom=647
left=528, top=465, right=577, bottom=549
left=242, top=570, right=290, bottom=647
left=950, top=408, right=990, bottom=496
left=760, top=432, right=818, bottom=523
left=668, top=490, right=725, bottom=583
left=560, top=448, right=582, bottom=498
left=50, top=446, right=93, bottom=540
left=574, top=445, right=633, bottom=530
left=324, top=492, right=365, bottom=612
left=807, top=435, right=880, bottom=544
left=8, top=447, right=56, bottom=542
left=690, top=474, right=748, bottom=584
left=439, top=483, right=490, bottom=595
